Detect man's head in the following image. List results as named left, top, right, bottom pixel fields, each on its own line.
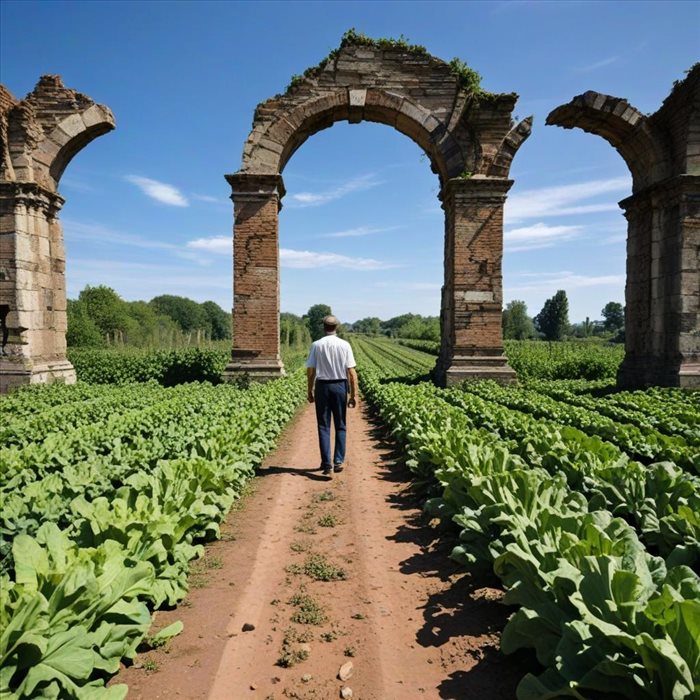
left=323, top=315, right=340, bottom=334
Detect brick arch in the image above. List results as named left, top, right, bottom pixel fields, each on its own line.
left=547, top=91, right=669, bottom=192
left=46, top=108, right=114, bottom=186
left=0, top=75, right=114, bottom=392
left=242, top=88, right=470, bottom=186
left=546, top=64, right=700, bottom=388
left=225, top=36, right=532, bottom=385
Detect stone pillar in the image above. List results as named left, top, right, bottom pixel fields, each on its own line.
left=1, top=76, right=114, bottom=393
left=618, top=175, right=700, bottom=388
left=0, top=182, right=74, bottom=391
left=436, top=177, right=517, bottom=386
left=222, top=173, right=285, bottom=383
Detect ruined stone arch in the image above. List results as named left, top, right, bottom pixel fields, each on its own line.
left=548, top=64, right=700, bottom=388
left=225, top=35, right=532, bottom=385
left=0, top=76, right=114, bottom=392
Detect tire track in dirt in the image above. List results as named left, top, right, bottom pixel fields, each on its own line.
left=112, top=401, right=528, bottom=700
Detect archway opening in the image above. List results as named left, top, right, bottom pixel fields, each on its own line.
left=278, top=120, right=443, bottom=357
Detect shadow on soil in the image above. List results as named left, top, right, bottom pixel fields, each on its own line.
left=257, top=465, right=331, bottom=482
left=364, top=410, right=537, bottom=699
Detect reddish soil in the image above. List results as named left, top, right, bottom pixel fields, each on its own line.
left=112, top=401, right=532, bottom=699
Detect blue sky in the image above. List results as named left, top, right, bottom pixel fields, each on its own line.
left=1, top=1, right=698, bottom=324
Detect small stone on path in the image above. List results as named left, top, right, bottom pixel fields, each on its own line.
left=340, top=687, right=353, bottom=699
left=242, top=622, right=255, bottom=632
left=338, top=661, right=353, bottom=681
left=301, top=674, right=312, bottom=683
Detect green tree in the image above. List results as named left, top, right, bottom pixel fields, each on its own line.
left=535, top=290, right=570, bottom=341
left=66, top=299, right=104, bottom=347
left=601, top=301, right=624, bottom=332
left=502, top=300, right=535, bottom=340
left=305, top=303, right=333, bottom=341
left=201, top=300, right=231, bottom=340
left=150, top=295, right=209, bottom=333
left=353, top=317, right=382, bottom=335
left=78, top=285, right=131, bottom=337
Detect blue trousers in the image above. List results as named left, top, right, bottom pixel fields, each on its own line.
left=315, top=380, right=347, bottom=467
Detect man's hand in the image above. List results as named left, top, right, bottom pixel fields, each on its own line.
left=348, top=396, right=356, bottom=408
left=308, top=391, right=315, bottom=404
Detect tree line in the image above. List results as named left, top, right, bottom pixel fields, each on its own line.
left=67, top=286, right=233, bottom=347
left=503, top=291, right=625, bottom=342
left=67, top=288, right=624, bottom=349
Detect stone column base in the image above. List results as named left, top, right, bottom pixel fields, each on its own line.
left=0, top=359, right=76, bottom=394
left=222, top=359, right=286, bottom=385
left=679, top=364, right=700, bottom=389
left=437, top=354, right=518, bottom=387
left=618, top=359, right=700, bottom=389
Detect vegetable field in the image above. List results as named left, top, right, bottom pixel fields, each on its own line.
left=353, top=336, right=700, bottom=699
left=1, top=338, right=698, bottom=699
left=1, top=374, right=305, bottom=698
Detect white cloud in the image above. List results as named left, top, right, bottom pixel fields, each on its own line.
left=505, top=222, right=582, bottom=252
left=375, top=281, right=441, bottom=291
left=280, top=249, right=393, bottom=270
left=288, top=173, right=382, bottom=208
left=575, top=56, right=619, bottom=73
left=320, top=225, right=398, bottom=238
left=506, top=177, right=630, bottom=224
left=187, top=235, right=230, bottom=254
left=125, top=175, right=188, bottom=207
left=186, top=236, right=393, bottom=271
left=506, top=271, right=625, bottom=295
left=192, top=193, right=222, bottom=203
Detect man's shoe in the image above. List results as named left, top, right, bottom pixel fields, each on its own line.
left=333, top=463, right=344, bottom=473
left=321, top=465, right=333, bottom=477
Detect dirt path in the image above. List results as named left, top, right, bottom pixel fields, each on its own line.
left=113, top=402, right=529, bottom=699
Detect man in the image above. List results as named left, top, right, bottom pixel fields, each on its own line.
left=306, top=315, right=358, bottom=478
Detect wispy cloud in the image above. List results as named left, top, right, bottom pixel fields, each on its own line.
left=505, top=222, right=582, bottom=252
left=192, top=193, right=223, bottom=203
left=187, top=236, right=394, bottom=270
left=288, top=174, right=382, bottom=208
left=506, top=176, right=630, bottom=224
left=574, top=56, right=619, bottom=73
left=375, top=281, right=441, bottom=291
left=320, top=225, right=399, bottom=239
left=125, top=175, right=189, bottom=207
left=507, top=271, right=625, bottom=295
left=187, top=235, right=229, bottom=254
left=281, top=249, right=393, bottom=270
left=65, top=220, right=210, bottom=264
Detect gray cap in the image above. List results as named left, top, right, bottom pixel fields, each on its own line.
left=323, top=315, right=340, bottom=327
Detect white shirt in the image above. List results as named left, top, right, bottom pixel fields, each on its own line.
left=306, top=334, right=356, bottom=380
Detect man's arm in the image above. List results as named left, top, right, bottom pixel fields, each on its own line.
left=346, top=367, right=357, bottom=407
left=307, top=367, right=316, bottom=403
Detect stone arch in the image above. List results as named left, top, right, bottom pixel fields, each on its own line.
left=224, top=35, right=532, bottom=385
left=242, top=88, right=469, bottom=186
left=547, top=64, right=700, bottom=388
left=0, top=76, right=114, bottom=392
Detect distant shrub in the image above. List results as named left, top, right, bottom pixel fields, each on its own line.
left=504, top=340, right=623, bottom=380
left=68, top=347, right=228, bottom=385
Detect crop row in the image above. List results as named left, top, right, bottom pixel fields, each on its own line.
left=524, top=380, right=699, bottom=445
left=462, top=380, right=699, bottom=472
left=0, top=372, right=306, bottom=699
left=353, top=360, right=700, bottom=699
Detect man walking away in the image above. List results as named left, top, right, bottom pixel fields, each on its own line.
left=306, top=315, right=358, bottom=478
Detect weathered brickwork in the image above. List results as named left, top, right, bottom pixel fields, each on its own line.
left=0, top=76, right=114, bottom=393
left=548, top=65, right=700, bottom=389
left=223, top=173, right=284, bottom=382
left=228, top=38, right=532, bottom=384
